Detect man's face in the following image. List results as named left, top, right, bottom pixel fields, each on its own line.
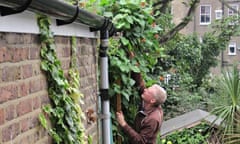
left=141, top=86, right=155, bottom=103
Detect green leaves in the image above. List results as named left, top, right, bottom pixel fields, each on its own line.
left=106, top=2, right=165, bottom=143
left=222, top=65, right=240, bottom=106
left=40, top=60, right=49, bottom=71
left=210, top=65, right=240, bottom=143
left=113, top=13, right=131, bottom=29
left=120, top=37, right=129, bottom=46
left=160, top=123, right=210, bottom=144
left=39, top=113, right=48, bottom=129
left=37, top=14, right=87, bottom=144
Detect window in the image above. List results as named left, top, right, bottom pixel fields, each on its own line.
left=228, top=5, right=239, bottom=25
left=200, top=5, right=211, bottom=25
left=215, top=10, right=223, bottom=20
left=228, top=5, right=238, bottom=17
left=228, top=42, right=236, bottom=55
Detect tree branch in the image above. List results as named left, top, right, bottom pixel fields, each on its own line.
left=158, top=0, right=200, bottom=44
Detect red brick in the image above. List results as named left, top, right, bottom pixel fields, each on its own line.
left=16, top=99, right=32, bottom=116
left=61, top=59, right=70, bottom=70
left=5, top=104, right=15, bottom=121
left=2, top=122, right=20, bottom=142
left=0, top=47, right=11, bottom=62
left=22, top=48, right=29, bottom=60
left=21, top=64, right=33, bottom=79
left=0, top=35, right=99, bottom=143
left=2, top=66, right=21, bottom=82
left=12, top=47, right=29, bottom=62
left=29, top=79, right=42, bottom=93
left=9, top=84, right=18, bottom=100
left=1, top=84, right=19, bottom=101
left=5, top=33, right=22, bottom=44
left=0, top=87, right=11, bottom=103
left=29, top=46, right=40, bottom=60
left=32, top=62, right=41, bottom=76
left=80, top=37, right=91, bottom=45
left=0, top=108, right=4, bottom=125
left=0, top=36, right=5, bottom=46
left=62, top=47, right=71, bottom=57
left=0, top=68, right=2, bottom=83
left=0, top=47, right=3, bottom=62
left=41, top=78, right=47, bottom=89
left=20, top=117, right=30, bottom=133
left=19, top=81, right=29, bottom=97
left=23, top=34, right=32, bottom=44
left=41, top=94, right=50, bottom=105
left=32, top=96, right=40, bottom=110
left=30, top=115, right=40, bottom=129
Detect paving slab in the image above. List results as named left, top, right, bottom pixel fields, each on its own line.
left=160, top=109, right=221, bottom=137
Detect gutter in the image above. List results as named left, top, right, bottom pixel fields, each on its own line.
left=0, top=0, right=115, bottom=144
left=0, top=0, right=115, bottom=36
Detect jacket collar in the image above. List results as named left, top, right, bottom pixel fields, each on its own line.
left=141, top=106, right=159, bottom=116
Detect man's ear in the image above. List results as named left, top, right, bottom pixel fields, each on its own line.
left=150, top=98, right=156, bottom=104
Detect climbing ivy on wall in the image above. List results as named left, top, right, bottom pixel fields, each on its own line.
left=37, top=14, right=87, bottom=144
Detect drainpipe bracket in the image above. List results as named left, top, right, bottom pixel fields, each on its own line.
left=0, top=0, right=32, bottom=16
left=56, top=6, right=79, bottom=26
left=100, top=89, right=109, bottom=100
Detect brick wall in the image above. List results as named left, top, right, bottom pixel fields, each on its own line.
left=0, top=32, right=99, bottom=144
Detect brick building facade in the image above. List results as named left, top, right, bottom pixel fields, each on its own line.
left=0, top=12, right=100, bottom=143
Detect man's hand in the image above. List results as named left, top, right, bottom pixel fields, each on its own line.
left=116, top=111, right=127, bottom=127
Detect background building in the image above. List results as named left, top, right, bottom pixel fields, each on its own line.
left=172, top=0, right=240, bottom=74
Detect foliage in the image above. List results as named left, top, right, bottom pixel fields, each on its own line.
left=62, top=1, right=240, bottom=143
left=156, top=32, right=226, bottom=118
left=209, top=65, right=240, bottom=144
left=157, top=14, right=240, bottom=120
left=102, top=0, right=165, bottom=142
left=163, top=88, right=208, bottom=120
left=64, top=0, right=102, bottom=13
left=212, top=15, right=240, bottom=41
left=161, top=26, right=235, bottom=89
left=158, top=123, right=210, bottom=144
left=37, top=14, right=87, bottom=144
left=158, top=14, right=240, bottom=119
left=100, top=0, right=240, bottom=142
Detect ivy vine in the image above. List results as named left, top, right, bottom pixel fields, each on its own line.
left=37, top=14, right=87, bottom=144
